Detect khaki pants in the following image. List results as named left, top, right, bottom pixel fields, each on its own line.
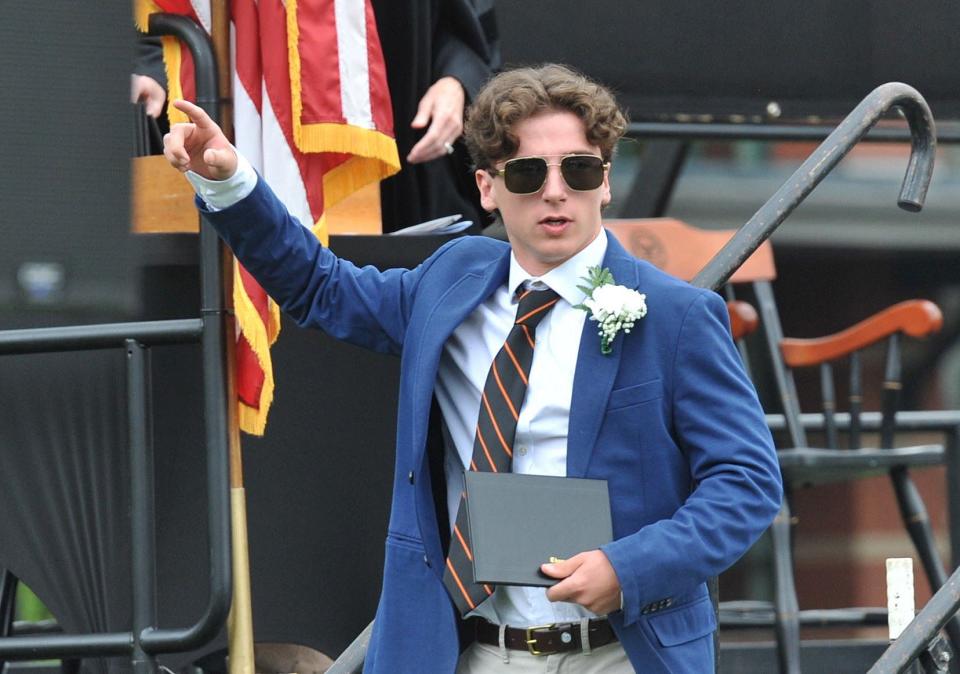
left=456, top=640, right=633, bottom=673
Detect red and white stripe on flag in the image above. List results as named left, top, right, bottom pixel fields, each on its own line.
left=136, top=0, right=400, bottom=435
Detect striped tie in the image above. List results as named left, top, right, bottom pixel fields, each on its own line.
left=443, top=286, right=561, bottom=615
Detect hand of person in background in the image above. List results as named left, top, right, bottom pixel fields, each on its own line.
left=131, top=74, right=167, bottom=118
left=406, top=76, right=466, bottom=164
left=163, top=99, right=238, bottom=180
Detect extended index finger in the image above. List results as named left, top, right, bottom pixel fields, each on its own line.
left=171, top=99, right=215, bottom=128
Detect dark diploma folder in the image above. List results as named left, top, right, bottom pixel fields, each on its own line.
left=464, top=471, right=613, bottom=587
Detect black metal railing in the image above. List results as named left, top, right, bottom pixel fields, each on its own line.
left=0, top=14, right=231, bottom=672
left=691, top=81, right=935, bottom=292
left=869, top=566, right=960, bottom=673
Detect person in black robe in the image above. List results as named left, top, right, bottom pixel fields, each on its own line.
left=371, top=0, right=500, bottom=233
left=134, top=2, right=500, bottom=232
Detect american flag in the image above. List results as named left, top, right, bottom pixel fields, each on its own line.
left=136, top=0, right=399, bottom=435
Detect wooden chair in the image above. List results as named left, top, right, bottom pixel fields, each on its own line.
left=750, top=283, right=955, bottom=673
left=606, top=218, right=954, bottom=673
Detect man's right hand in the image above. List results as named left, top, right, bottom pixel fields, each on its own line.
left=163, top=99, right=238, bottom=180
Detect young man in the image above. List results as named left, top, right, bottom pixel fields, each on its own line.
left=164, top=64, right=781, bottom=673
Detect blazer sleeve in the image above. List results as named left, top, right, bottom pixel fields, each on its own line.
left=601, top=290, right=783, bottom=626
left=199, top=176, right=439, bottom=355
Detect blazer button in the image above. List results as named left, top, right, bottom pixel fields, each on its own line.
left=423, top=555, right=431, bottom=568
left=408, top=471, right=415, bottom=484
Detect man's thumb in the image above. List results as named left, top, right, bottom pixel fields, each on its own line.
left=541, top=557, right=573, bottom=579
left=203, top=147, right=235, bottom=177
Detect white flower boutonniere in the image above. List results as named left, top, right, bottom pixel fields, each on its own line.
left=575, top=266, right=647, bottom=355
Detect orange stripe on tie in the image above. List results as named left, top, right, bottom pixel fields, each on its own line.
left=481, top=392, right=513, bottom=458
left=516, top=289, right=531, bottom=302
left=476, top=424, right=499, bottom=471
left=503, top=342, right=528, bottom=385
left=483, top=584, right=493, bottom=595
left=454, top=524, right=473, bottom=561
left=491, top=361, right=519, bottom=421
left=516, top=298, right=559, bottom=325
left=446, top=558, right=476, bottom=610
left=470, top=459, right=478, bottom=471
left=521, top=324, right=535, bottom=349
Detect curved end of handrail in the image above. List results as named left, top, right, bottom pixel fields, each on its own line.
left=146, top=13, right=219, bottom=122
left=871, top=83, right=937, bottom=212
left=692, top=82, right=937, bottom=292
left=897, top=199, right=923, bottom=213
left=139, top=577, right=232, bottom=654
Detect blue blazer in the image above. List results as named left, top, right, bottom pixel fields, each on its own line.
left=201, top=178, right=782, bottom=673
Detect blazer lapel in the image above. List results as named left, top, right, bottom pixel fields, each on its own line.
left=567, top=234, right=640, bottom=477
left=409, top=245, right=511, bottom=473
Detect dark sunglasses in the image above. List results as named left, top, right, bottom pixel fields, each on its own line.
left=489, top=154, right=609, bottom=195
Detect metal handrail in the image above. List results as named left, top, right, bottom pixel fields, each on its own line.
left=0, top=319, right=202, bottom=354
left=686, top=85, right=939, bottom=673
left=691, top=82, right=936, bottom=293
left=0, top=12, right=232, bottom=667
left=766, top=410, right=960, bottom=433
left=868, top=566, right=960, bottom=673
left=627, top=119, right=960, bottom=143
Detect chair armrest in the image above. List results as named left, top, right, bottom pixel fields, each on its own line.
left=780, top=299, right=942, bottom=367
left=727, top=300, right=759, bottom=341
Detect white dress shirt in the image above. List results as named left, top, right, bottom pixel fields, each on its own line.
left=186, top=160, right=609, bottom=628
left=437, top=230, right=608, bottom=627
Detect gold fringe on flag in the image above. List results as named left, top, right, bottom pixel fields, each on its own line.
left=286, top=0, right=400, bottom=213
left=134, top=0, right=191, bottom=127
left=133, top=0, right=160, bottom=32
left=233, top=261, right=282, bottom=436
left=161, top=37, right=190, bottom=126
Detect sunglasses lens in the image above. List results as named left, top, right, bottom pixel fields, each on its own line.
left=500, top=155, right=606, bottom=194
left=504, top=157, right=548, bottom=194
left=560, top=155, right=605, bottom=191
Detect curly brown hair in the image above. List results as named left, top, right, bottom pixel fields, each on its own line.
left=464, top=64, right=628, bottom=171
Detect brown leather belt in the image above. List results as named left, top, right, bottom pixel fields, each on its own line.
left=474, top=618, right=618, bottom=656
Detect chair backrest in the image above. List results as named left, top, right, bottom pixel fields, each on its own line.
left=605, top=217, right=775, bottom=369
left=604, top=218, right=776, bottom=285
left=777, top=299, right=942, bottom=450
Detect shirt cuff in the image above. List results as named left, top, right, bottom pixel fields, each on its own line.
left=185, top=150, right=257, bottom=212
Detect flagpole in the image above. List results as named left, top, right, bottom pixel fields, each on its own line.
left=210, top=2, right=256, bottom=673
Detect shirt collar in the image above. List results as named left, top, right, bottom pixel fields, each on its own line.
left=508, top=229, right=608, bottom=306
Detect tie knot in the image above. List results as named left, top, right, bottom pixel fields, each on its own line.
left=514, top=287, right=560, bottom=328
